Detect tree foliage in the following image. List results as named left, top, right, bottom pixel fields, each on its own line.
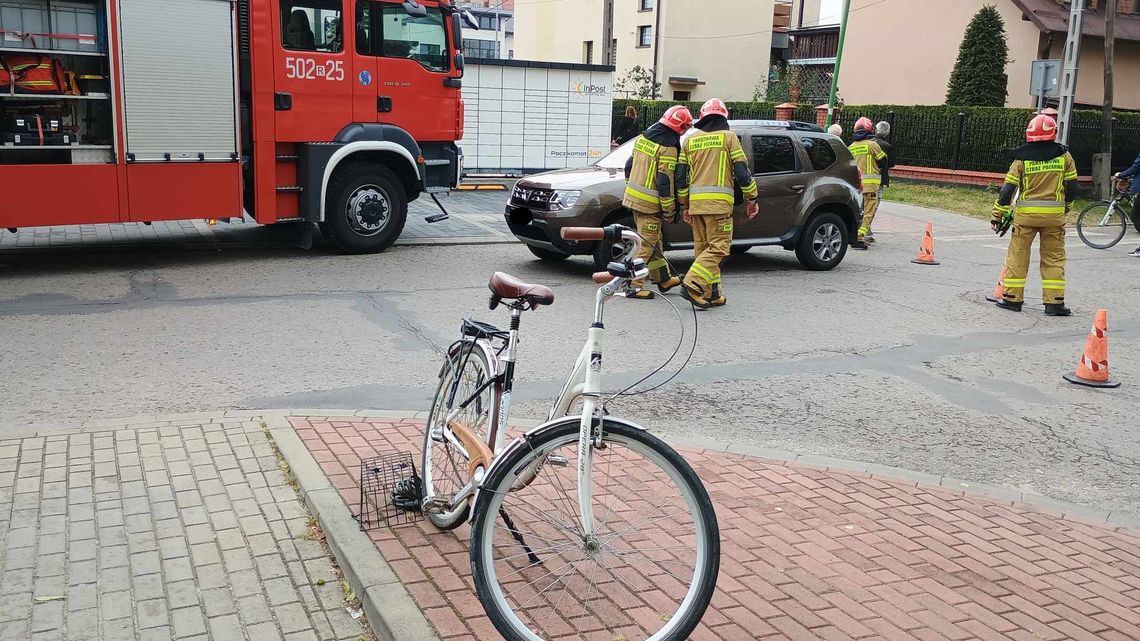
left=946, top=5, right=1011, bottom=107
left=614, top=65, right=662, bottom=100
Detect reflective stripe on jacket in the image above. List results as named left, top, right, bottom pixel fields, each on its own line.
left=997, top=154, right=1077, bottom=225
left=849, top=140, right=887, bottom=193
left=621, top=135, right=679, bottom=215
left=676, top=131, right=758, bottom=216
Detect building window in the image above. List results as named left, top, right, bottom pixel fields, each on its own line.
left=583, top=40, right=594, bottom=64
left=640, top=0, right=654, bottom=10
left=637, top=26, right=652, bottom=48
left=463, top=38, right=500, bottom=59
left=508, top=49, right=514, bottom=59
left=282, top=0, right=343, bottom=52
left=478, top=13, right=497, bottom=30
left=752, top=135, right=799, bottom=174
left=672, top=90, right=690, bottom=101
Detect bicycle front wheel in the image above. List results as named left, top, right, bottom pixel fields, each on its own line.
left=1076, top=201, right=1128, bottom=249
left=422, top=341, right=496, bottom=530
left=470, top=419, right=719, bottom=641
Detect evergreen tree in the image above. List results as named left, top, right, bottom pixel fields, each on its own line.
left=946, top=6, right=1011, bottom=107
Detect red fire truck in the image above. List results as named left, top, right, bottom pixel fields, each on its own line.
left=0, top=0, right=467, bottom=252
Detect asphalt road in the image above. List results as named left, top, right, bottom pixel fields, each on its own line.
left=2, top=199, right=1139, bottom=517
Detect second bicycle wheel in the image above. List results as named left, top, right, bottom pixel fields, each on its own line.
left=470, top=418, right=719, bottom=641
left=1077, top=201, right=1128, bottom=249
left=422, top=341, right=496, bottom=529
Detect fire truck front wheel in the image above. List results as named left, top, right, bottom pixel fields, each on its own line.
left=321, top=163, right=408, bottom=254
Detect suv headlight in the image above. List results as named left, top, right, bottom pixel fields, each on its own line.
left=548, top=190, right=582, bottom=211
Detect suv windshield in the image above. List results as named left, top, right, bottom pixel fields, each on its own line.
left=594, top=140, right=634, bottom=169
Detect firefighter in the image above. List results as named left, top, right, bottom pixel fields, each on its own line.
left=620, top=106, right=692, bottom=299
left=848, top=117, right=888, bottom=249
left=991, top=114, right=1079, bottom=316
left=675, top=98, right=759, bottom=309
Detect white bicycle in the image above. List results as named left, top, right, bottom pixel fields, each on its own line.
left=419, top=224, right=720, bottom=641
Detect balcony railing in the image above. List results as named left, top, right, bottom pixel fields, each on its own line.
left=790, top=30, right=839, bottom=61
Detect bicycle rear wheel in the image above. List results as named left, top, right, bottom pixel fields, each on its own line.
left=422, top=341, right=497, bottom=530
left=470, top=419, right=719, bottom=641
left=1076, top=201, right=1128, bottom=249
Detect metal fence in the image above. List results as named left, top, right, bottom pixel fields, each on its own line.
left=615, top=100, right=1140, bottom=175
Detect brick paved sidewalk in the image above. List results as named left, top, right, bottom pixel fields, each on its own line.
left=292, top=415, right=1140, bottom=641
left=0, top=416, right=368, bottom=641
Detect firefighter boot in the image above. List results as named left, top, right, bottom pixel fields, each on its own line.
left=681, top=283, right=713, bottom=310
left=1044, top=303, right=1072, bottom=317
left=709, top=283, right=726, bottom=307
left=995, top=300, right=1023, bottom=312
left=657, top=275, right=682, bottom=294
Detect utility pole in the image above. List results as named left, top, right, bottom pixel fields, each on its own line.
left=1056, top=0, right=1086, bottom=145
left=825, top=0, right=852, bottom=128
left=602, top=0, right=614, bottom=66
left=1103, top=0, right=1115, bottom=155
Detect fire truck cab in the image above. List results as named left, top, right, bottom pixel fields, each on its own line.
left=0, top=0, right=466, bottom=253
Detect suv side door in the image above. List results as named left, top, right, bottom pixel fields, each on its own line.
left=739, top=132, right=809, bottom=238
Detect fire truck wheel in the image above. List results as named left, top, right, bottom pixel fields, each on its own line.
left=321, top=163, right=408, bottom=254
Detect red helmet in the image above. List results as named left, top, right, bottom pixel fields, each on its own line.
left=699, top=98, right=729, bottom=120
left=659, top=105, right=693, bottom=134
left=1026, top=114, right=1058, bottom=142
left=853, top=117, right=874, bottom=133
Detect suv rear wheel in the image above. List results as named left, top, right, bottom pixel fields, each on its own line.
left=795, top=212, right=848, bottom=270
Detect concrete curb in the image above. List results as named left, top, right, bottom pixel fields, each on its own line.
left=264, top=414, right=440, bottom=641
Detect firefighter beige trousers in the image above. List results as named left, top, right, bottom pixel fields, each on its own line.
left=1002, top=223, right=1066, bottom=304
left=632, top=212, right=674, bottom=288
left=683, top=213, right=733, bottom=300
left=857, top=191, right=880, bottom=242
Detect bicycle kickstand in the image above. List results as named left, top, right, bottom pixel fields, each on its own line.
left=499, top=508, right=542, bottom=566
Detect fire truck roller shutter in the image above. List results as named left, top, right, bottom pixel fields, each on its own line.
left=118, top=0, right=239, bottom=162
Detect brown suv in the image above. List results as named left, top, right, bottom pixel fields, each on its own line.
left=505, top=121, right=863, bottom=270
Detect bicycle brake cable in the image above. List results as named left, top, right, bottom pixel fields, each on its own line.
left=603, top=232, right=699, bottom=408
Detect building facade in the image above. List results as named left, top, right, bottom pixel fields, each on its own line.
left=790, top=0, right=1140, bottom=109
left=461, top=0, right=515, bottom=60
left=513, top=0, right=784, bottom=102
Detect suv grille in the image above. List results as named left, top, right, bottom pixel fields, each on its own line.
left=510, top=185, right=555, bottom=210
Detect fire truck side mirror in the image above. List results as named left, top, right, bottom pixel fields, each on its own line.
left=461, top=10, right=479, bottom=30
left=401, top=2, right=427, bottom=17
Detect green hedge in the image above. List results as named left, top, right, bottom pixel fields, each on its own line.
left=613, top=99, right=1140, bottom=174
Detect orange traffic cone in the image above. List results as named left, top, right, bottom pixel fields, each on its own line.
left=911, top=222, right=940, bottom=265
left=985, top=266, right=1007, bottom=303
left=1063, top=309, right=1121, bottom=389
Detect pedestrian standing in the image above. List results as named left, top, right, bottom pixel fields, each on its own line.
left=827, top=123, right=843, bottom=137
left=675, top=98, right=759, bottom=309
left=991, top=114, right=1079, bottom=316
left=613, top=106, right=640, bottom=146
left=848, top=117, right=888, bottom=249
left=1111, top=150, right=1140, bottom=256
left=867, top=121, right=895, bottom=243
left=620, top=106, right=692, bottom=299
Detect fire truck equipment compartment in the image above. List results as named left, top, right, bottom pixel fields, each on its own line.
left=117, top=0, right=237, bottom=162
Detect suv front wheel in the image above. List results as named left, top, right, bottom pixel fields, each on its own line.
left=795, top=212, right=848, bottom=271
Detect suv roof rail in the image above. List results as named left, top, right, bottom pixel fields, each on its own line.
left=729, top=119, right=824, bottom=132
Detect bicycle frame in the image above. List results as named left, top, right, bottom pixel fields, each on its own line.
left=428, top=228, right=646, bottom=538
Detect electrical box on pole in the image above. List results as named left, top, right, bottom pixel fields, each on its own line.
left=1056, top=0, right=1086, bottom=145
left=1029, top=59, right=1062, bottom=112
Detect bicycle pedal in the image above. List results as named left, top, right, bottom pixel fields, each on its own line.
left=546, top=454, right=568, bottom=467
left=421, top=497, right=450, bottom=514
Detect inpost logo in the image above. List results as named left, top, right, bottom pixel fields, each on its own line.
left=574, top=81, right=609, bottom=96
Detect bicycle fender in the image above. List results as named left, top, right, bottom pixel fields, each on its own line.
left=438, top=338, right=498, bottom=378
left=471, top=414, right=650, bottom=516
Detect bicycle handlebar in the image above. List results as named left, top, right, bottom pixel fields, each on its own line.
left=561, top=227, right=606, bottom=241
left=593, top=272, right=616, bottom=285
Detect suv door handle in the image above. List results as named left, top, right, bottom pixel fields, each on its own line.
left=791, top=185, right=806, bottom=193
